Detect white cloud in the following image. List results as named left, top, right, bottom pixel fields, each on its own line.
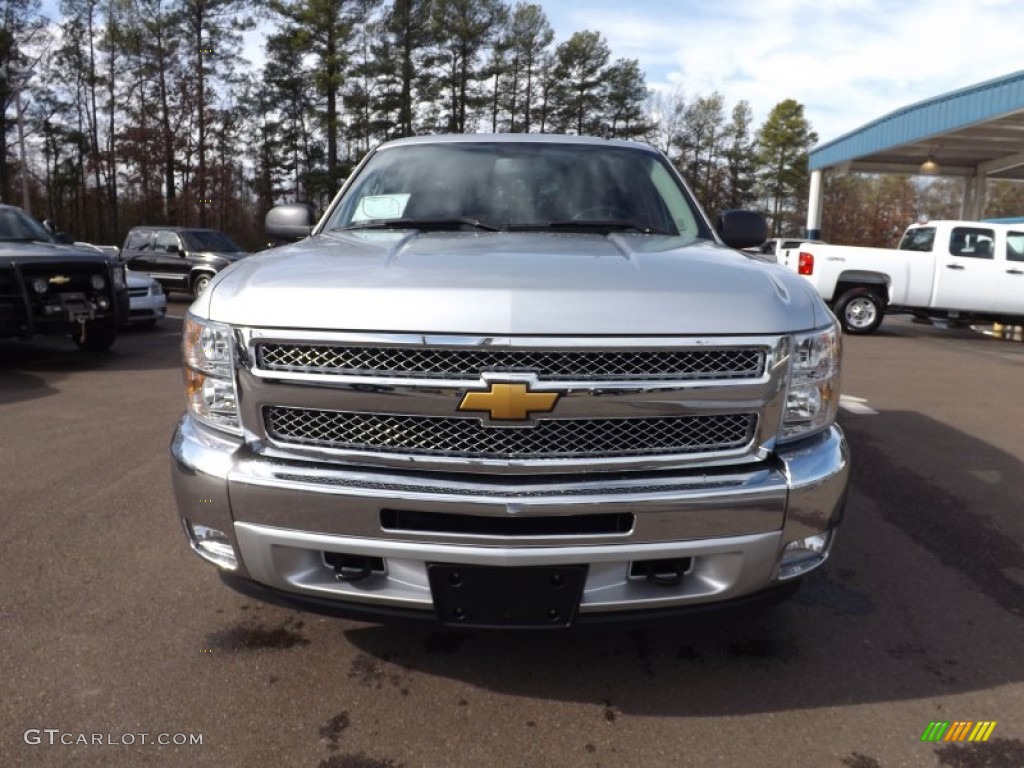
left=546, top=0, right=1024, bottom=143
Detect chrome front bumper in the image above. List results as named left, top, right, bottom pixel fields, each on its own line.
left=171, top=415, right=849, bottom=620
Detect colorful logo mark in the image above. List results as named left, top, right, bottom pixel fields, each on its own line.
left=458, top=381, right=559, bottom=421
left=921, top=721, right=997, bottom=742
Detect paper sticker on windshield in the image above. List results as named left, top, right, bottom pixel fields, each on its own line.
left=352, top=194, right=410, bottom=222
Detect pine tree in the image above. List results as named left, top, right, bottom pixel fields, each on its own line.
left=0, top=0, right=47, bottom=204
left=723, top=100, right=757, bottom=210
left=551, top=30, right=609, bottom=135
left=756, top=98, right=818, bottom=237
left=602, top=58, right=649, bottom=139
left=676, top=92, right=727, bottom=212
left=379, top=0, right=433, bottom=138
left=427, top=0, right=501, bottom=133
left=268, top=0, right=376, bottom=189
left=177, top=0, right=253, bottom=226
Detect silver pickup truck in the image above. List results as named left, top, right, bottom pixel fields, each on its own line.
left=171, top=134, right=849, bottom=628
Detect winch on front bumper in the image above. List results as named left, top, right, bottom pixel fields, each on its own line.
left=0, top=258, right=125, bottom=341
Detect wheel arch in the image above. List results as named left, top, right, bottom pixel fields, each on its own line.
left=833, top=271, right=890, bottom=304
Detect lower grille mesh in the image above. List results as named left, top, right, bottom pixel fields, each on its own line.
left=264, top=406, right=757, bottom=459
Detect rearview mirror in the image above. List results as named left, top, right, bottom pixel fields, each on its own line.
left=716, top=210, right=768, bottom=250
left=266, top=203, right=316, bottom=241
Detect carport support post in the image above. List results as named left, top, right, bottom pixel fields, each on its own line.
left=960, top=174, right=987, bottom=220
left=806, top=169, right=824, bottom=240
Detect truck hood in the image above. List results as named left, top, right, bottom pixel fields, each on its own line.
left=0, top=240, right=111, bottom=262
left=197, top=230, right=829, bottom=335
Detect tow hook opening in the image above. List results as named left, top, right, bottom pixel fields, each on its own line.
left=323, top=552, right=386, bottom=582
left=629, top=557, right=693, bottom=586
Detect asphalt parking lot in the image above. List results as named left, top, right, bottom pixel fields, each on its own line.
left=2, top=304, right=1022, bottom=768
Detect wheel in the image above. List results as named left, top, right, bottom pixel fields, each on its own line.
left=833, top=288, right=884, bottom=334
left=192, top=273, right=213, bottom=298
left=72, top=318, right=118, bottom=352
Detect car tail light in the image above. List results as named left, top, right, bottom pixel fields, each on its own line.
left=798, top=252, right=814, bottom=275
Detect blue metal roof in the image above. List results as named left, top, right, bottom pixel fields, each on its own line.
left=809, top=70, right=1024, bottom=170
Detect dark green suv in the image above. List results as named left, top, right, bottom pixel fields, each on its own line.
left=120, top=226, right=248, bottom=298
left=0, top=204, right=127, bottom=351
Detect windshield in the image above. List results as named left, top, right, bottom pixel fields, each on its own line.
left=898, top=227, right=935, bottom=252
left=0, top=207, right=53, bottom=242
left=325, top=142, right=707, bottom=237
left=183, top=230, right=244, bottom=252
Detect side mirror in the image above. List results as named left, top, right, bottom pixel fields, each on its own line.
left=166, top=243, right=180, bottom=254
left=266, top=203, right=315, bottom=241
left=53, top=232, right=75, bottom=244
left=716, top=210, right=768, bottom=250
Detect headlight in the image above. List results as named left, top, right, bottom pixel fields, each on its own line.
left=150, top=280, right=163, bottom=296
left=780, top=325, right=841, bottom=442
left=183, top=315, right=240, bottom=433
left=91, top=274, right=107, bottom=290
left=31, top=277, right=48, bottom=294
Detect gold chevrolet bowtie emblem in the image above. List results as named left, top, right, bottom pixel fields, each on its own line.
left=48, top=275, right=72, bottom=285
left=458, top=382, right=559, bottom=421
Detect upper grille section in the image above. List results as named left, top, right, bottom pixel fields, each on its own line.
left=264, top=407, right=757, bottom=460
left=1, top=262, right=107, bottom=300
left=256, top=343, right=765, bottom=381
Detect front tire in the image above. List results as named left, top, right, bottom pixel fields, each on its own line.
left=834, top=288, right=885, bottom=334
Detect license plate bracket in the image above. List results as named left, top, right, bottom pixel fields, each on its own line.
left=427, top=563, right=588, bottom=629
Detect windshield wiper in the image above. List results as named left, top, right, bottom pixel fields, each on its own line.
left=340, top=217, right=501, bottom=232
left=505, top=219, right=675, bottom=235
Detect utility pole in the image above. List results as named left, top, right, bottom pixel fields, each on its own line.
left=3, top=61, right=32, bottom=213
left=14, top=68, right=31, bottom=213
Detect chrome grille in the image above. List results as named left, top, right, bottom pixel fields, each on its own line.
left=264, top=406, right=757, bottom=459
left=256, top=344, right=765, bottom=381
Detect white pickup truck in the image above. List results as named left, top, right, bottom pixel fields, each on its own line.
left=779, top=220, right=1024, bottom=333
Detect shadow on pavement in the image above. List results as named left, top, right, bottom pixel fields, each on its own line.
left=0, top=317, right=182, bottom=405
left=337, top=410, right=1023, bottom=718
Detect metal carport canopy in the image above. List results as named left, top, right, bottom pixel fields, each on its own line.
left=804, top=69, right=1024, bottom=238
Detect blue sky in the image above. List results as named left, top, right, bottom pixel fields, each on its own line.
left=544, top=0, right=1024, bottom=142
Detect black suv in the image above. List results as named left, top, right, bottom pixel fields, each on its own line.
left=0, top=204, right=127, bottom=351
left=120, top=226, right=248, bottom=297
